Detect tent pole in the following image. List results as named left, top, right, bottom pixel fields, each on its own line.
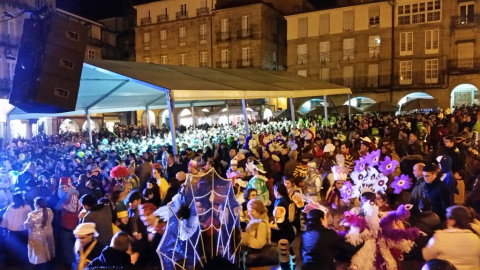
left=226, top=102, right=229, bottom=125
left=146, top=105, right=151, bottom=137
left=191, top=105, right=195, bottom=129
left=87, top=111, right=93, bottom=145
left=324, top=95, right=328, bottom=128
left=348, top=94, right=351, bottom=121
left=167, top=93, right=178, bottom=156
left=289, top=97, right=295, bottom=124
left=7, top=115, right=13, bottom=157
left=242, top=99, right=249, bottom=135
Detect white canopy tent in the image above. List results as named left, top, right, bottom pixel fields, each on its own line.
left=8, top=59, right=351, bottom=154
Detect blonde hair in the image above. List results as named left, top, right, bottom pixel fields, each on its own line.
left=247, top=198, right=267, bottom=215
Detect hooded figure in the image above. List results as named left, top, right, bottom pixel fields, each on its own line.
left=436, top=155, right=457, bottom=203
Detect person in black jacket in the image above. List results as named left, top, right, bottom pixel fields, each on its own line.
left=422, top=163, right=452, bottom=221
left=301, top=209, right=360, bottom=270
left=87, top=231, right=133, bottom=269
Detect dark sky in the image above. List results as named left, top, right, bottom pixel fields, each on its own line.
left=56, top=0, right=337, bottom=20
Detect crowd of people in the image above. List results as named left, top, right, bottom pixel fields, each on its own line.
left=0, top=105, right=480, bottom=270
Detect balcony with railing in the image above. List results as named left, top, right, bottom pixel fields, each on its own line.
left=160, top=39, right=167, bottom=48
left=297, top=54, right=307, bottom=65
left=140, top=17, right=151, bottom=25
left=328, top=71, right=446, bottom=93
left=157, top=14, right=168, bottom=22
left=0, top=34, right=20, bottom=47
left=199, top=34, right=207, bottom=44
left=197, top=7, right=210, bottom=16
left=319, top=52, right=330, bottom=63
left=176, top=11, right=188, bottom=20
left=179, top=37, right=186, bottom=46
left=0, top=78, right=12, bottom=97
left=343, top=49, right=355, bottom=60
left=217, top=61, right=231, bottom=68
left=221, top=31, right=230, bottom=41
left=240, top=28, right=251, bottom=38
left=237, top=58, right=252, bottom=68
left=448, top=58, right=480, bottom=73
left=451, top=14, right=480, bottom=28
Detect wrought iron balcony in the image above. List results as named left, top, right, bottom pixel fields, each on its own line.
left=448, top=58, right=480, bottom=73
left=237, top=58, right=253, bottom=68
left=157, top=14, right=168, bottom=22
left=343, top=49, right=355, bottom=60
left=140, top=17, right=151, bottom=25
left=297, top=54, right=307, bottom=65
left=319, top=52, right=330, bottom=63
left=178, top=37, right=186, bottom=46
left=220, top=31, right=230, bottom=41
left=241, top=28, right=250, bottom=38
left=451, top=15, right=480, bottom=27
left=216, top=61, right=231, bottom=68
left=176, top=11, right=188, bottom=20
left=196, top=7, right=209, bottom=16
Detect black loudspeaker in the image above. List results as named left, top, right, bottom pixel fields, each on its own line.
left=10, top=12, right=88, bottom=113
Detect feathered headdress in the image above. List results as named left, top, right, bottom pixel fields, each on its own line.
left=332, top=164, right=349, bottom=182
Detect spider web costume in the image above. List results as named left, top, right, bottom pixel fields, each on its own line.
left=155, top=168, right=242, bottom=269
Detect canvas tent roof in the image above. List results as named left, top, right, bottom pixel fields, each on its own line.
left=8, top=59, right=351, bottom=120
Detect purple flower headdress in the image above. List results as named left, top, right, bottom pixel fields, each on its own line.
left=340, top=181, right=354, bottom=201
left=372, top=173, right=389, bottom=194
left=365, top=149, right=381, bottom=166
left=379, top=156, right=399, bottom=176
left=391, top=174, right=412, bottom=194
left=365, top=167, right=380, bottom=185
left=354, top=157, right=368, bottom=172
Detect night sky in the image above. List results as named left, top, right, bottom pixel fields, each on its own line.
left=56, top=0, right=337, bottom=20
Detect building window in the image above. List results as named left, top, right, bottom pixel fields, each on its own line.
left=369, top=36, right=381, bottom=58
left=180, top=4, right=187, bottom=15
left=221, top=50, right=229, bottom=68
left=87, top=49, right=95, bottom=59
left=7, top=20, right=15, bottom=36
left=369, top=6, right=380, bottom=28
left=297, top=44, right=307, bottom=64
left=160, top=30, right=167, bottom=48
left=272, top=20, right=278, bottom=38
left=425, top=59, right=438, bottom=84
left=319, top=14, right=330, bottom=35
left=143, top=32, right=150, bottom=50
left=179, top=27, right=186, bottom=46
left=398, top=1, right=441, bottom=25
left=457, top=42, right=474, bottom=68
left=343, top=10, right=354, bottom=32
left=320, top=67, right=330, bottom=82
left=400, top=32, right=413, bottom=56
left=343, top=38, right=355, bottom=60
left=179, top=54, right=186, bottom=66
left=242, top=47, right=250, bottom=67
left=199, top=24, right=207, bottom=44
left=425, top=29, right=439, bottom=54
left=272, top=51, right=277, bottom=69
left=368, top=64, right=379, bottom=87
left=460, top=3, right=475, bottom=24
left=161, top=55, right=168, bottom=64
left=6, top=61, right=15, bottom=80
left=200, top=52, right=207, bottom=67
left=242, top=15, right=250, bottom=37
left=221, top=19, right=229, bottom=40
left=400, top=61, right=412, bottom=85
left=343, top=66, right=354, bottom=87
left=298, top=17, right=308, bottom=38
left=319, top=41, right=330, bottom=62
left=145, top=57, right=151, bottom=63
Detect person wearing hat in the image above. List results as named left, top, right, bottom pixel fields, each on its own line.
left=293, top=153, right=312, bottom=183
left=422, top=163, right=452, bottom=221
left=87, top=231, right=134, bottom=269
left=359, top=137, right=372, bottom=157
left=407, top=132, right=423, bottom=156
left=245, top=164, right=270, bottom=205
left=439, top=135, right=462, bottom=173
left=114, top=210, right=130, bottom=233
left=303, top=161, right=322, bottom=203
left=73, top=222, right=105, bottom=270
left=136, top=203, right=163, bottom=267
left=188, top=159, right=200, bottom=175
